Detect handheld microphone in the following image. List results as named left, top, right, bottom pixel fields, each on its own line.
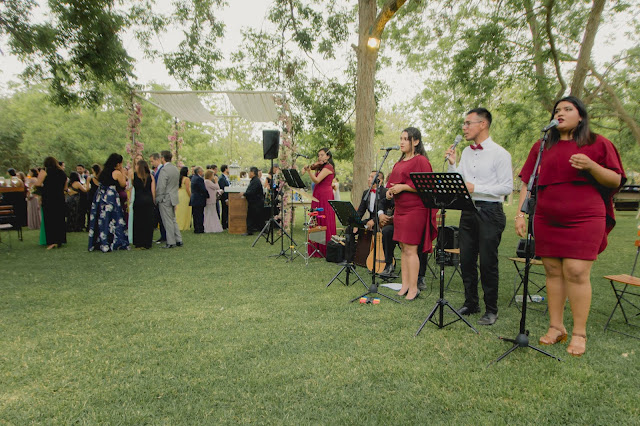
left=444, top=135, right=463, bottom=161
left=380, top=146, right=400, bottom=151
left=295, top=153, right=309, bottom=159
left=542, top=119, right=559, bottom=132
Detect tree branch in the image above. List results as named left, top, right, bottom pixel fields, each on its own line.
left=590, top=65, right=640, bottom=145
left=523, top=0, right=553, bottom=111
left=369, top=0, right=407, bottom=40
left=570, top=0, right=606, bottom=98
left=544, top=0, right=567, bottom=100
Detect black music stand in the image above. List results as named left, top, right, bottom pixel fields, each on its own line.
left=279, top=169, right=303, bottom=258
left=325, top=200, right=369, bottom=289
left=411, top=172, right=479, bottom=335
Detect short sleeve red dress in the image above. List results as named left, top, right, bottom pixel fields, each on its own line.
left=386, top=155, right=438, bottom=250
left=308, top=163, right=337, bottom=257
left=519, top=134, right=625, bottom=260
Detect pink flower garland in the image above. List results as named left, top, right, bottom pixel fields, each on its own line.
left=168, top=121, right=186, bottom=167
left=125, top=102, right=144, bottom=167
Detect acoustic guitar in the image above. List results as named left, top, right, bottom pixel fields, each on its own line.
left=366, top=231, right=394, bottom=273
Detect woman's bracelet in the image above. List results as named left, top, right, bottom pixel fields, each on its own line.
left=514, top=213, right=526, bottom=221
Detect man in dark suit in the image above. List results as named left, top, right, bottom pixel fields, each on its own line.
left=190, top=166, right=208, bottom=234
left=155, top=150, right=182, bottom=248
left=356, top=170, right=396, bottom=276
left=218, top=164, right=231, bottom=229
left=242, top=166, right=265, bottom=235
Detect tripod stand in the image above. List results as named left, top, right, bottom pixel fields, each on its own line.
left=252, top=159, right=295, bottom=256
left=349, top=149, right=401, bottom=304
left=325, top=200, right=368, bottom=289
left=491, top=129, right=561, bottom=364
left=412, top=173, right=478, bottom=335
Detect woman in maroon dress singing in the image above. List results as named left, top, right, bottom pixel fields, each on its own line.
left=386, top=127, right=438, bottom=301
left=304, top=147, right=337, bottom=257
left=516, top=96, right=625, bottom=357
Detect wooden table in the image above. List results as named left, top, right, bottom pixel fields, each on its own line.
left=228, top=192, right=248, bottom=234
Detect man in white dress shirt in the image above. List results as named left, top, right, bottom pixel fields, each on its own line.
left=445, top=108, right=513, bottom=325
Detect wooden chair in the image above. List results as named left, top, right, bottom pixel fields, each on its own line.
left=603, top=230, right=640, bottom=339
left=0, top=205, right=22, bottom=249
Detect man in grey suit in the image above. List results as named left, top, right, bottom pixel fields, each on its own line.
left=155, top=150, right=183, bottom=248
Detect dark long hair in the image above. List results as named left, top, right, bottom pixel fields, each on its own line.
left=548, top=96, right=596, bottom=148
left=100, top=153, right=123, bottom=185
left=319, top=147, right=335, bottom=171
left=137, top=160, right=151, bottom=187
left=68, top=171, right=81, bottom=184
left=399, top=127, right=428, bottom=161
left=179, top=166, right=188, bottom=188
left=43, top=156, right=59, bottom=171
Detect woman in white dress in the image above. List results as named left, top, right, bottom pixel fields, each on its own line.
left=203, top=170, right=223, bottom=233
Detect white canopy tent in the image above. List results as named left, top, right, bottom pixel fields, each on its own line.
left=134, top=90, right=286, bottom=123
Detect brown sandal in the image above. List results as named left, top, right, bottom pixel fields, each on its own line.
left=539, top=325, right=568, bottom=346
left=567, top=333, right=587, bottom=357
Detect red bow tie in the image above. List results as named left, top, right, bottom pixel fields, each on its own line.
left=470, top=144, right=484, bottom=151
left=371, top=188, right=376, bottom=193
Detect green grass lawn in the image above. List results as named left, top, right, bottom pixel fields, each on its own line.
left=1, top=203, right=639, bottom=424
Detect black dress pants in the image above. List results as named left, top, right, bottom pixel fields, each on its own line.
left=381, top=224, right=396, bottom=266
left=192, top=205, right=205, bottom=233
left=459, top=201, right=506, bottom=314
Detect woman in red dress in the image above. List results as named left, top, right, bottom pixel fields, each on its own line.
left=516, top=96, right=625, bottom=357
left=304, top=147, right=337, bottom=257
left=386, top=127, right=438, bottom=301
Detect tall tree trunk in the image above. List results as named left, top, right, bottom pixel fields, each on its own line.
left=352, top=0, right=378, bottom=205
left=570, top=0, right=606, bottom=98
left=352, top=0, right=406, bottom=205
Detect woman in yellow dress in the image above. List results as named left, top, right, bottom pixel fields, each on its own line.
left=176, top=166, right=192, bottom=230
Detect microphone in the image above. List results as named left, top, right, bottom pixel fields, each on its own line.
left=295, top=153, right=309, bottom=159
left=380, top=146, right=400, bottom=151
left=444, top=135, right=463, bottom=161
left=542, top=119, right=559, bottom=132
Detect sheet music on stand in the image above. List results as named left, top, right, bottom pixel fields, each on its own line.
left=410, top=172, right=476, bottom=212
left=282, top=169, right=306, bottom=190
left=328, top=200, right=366, bottom=230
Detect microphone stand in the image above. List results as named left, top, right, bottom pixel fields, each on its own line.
left=350, top=149, right=402, bottom=304
left=490, top=127, right=561, bottom=365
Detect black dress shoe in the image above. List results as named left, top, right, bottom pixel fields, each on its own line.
left=176, top=241, right=183, bottom=247
left=478, top=312, right=498, bottom=325
left=161, top=244, right=175, bottom=249
left=380, top=264, right=395, bottom=277
left=417, top=276, right=426, bottom=291
left=457, top=305, right=481, bottom=315
left=155, top=239, right=166, bottom=244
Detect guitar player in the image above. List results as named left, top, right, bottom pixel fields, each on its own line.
left=355, top=171, right=396, bottom=277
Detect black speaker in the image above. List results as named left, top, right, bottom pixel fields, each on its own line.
left=263, top=130, right=280, bottom=160
left=437, top=225, right=459, bottom=266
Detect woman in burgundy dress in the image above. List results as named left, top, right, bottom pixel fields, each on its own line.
left=304, top=147, right=337, bottom=257
left=517, top=96, right=625, bottom=357
left=386, top=127, right=438, bottom=301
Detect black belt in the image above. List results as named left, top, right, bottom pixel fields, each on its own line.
left=474, top=200, right=501, bottom=205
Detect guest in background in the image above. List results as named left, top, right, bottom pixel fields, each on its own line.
left=88, top=153, right=129, bottom=252
left=243, top=166, right=265, bottom=235
left=132, top=159, right=155, bottom=249
left=7, top=168, right=24, bottom=187
left=155, top=150, right=183, bottom=248
left=150, top=153, right=166, bottom=244
left=127, top=154, right=144, bottom=243
left=303, top=147, right=337, bottom=257
left=176, top=166, right=192, bottom=231
left=35, top=157, right=68, bottom=249
left=204, top=170, right=223, bottom=233
left=25, top=168, right=41, bottom=230
left=219, top=164, right=231, bottom=229
left=240, top=171, right=248, bottom=179
left=332, top=177, right=341, bottom=201
left=190, top=166, right=208, bottom=234
left=66, top=171, right=90, bottom=232
left=516, top=96, right=625, bottom=357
